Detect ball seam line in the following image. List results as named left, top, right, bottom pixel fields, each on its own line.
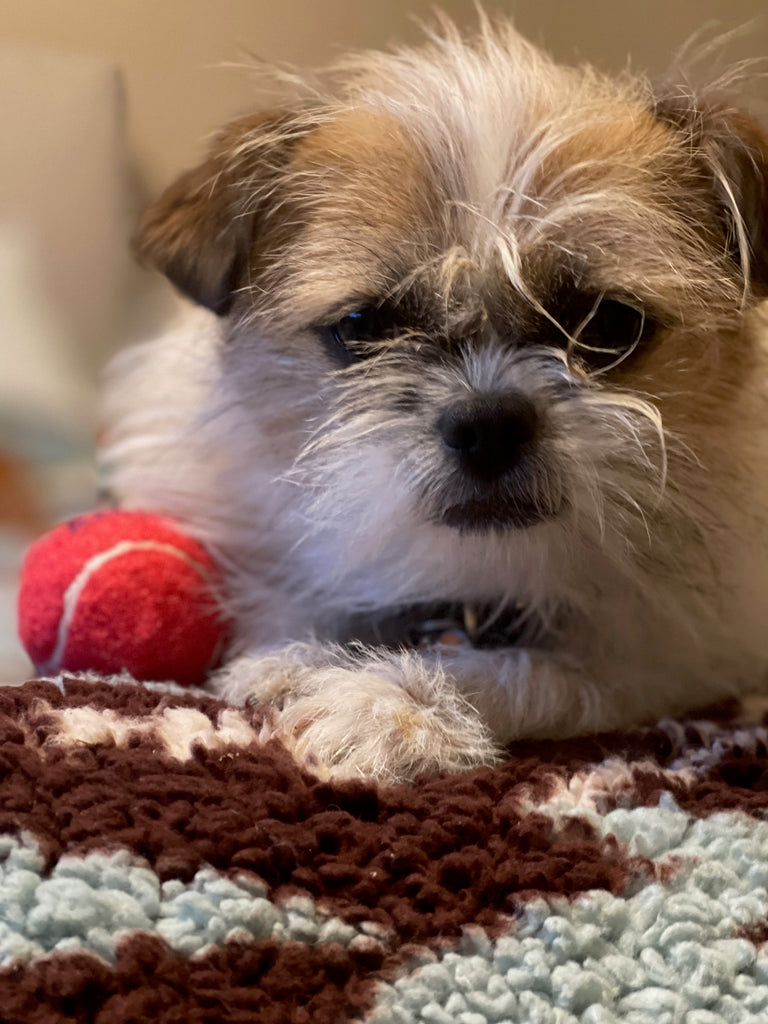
left=39, top=540, right=217, bottom=675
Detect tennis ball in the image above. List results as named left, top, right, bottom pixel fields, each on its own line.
left=17, top=510, right=230, bottom=687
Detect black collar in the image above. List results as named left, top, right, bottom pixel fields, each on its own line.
left=338, top=600, right=545, bottom=650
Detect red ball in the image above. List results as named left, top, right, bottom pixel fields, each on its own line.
left=17, top=510, right=230, bottom=687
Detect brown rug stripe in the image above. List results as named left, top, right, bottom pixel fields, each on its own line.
left=0, top=933, right=381, bottom=1024
left=1, top=676, right=234, bottom=723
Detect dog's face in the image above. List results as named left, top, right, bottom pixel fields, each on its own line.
left=135, top=23, right=768, bottom=611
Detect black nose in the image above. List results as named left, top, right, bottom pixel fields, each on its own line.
left=437, top=393, right=539, bottom=479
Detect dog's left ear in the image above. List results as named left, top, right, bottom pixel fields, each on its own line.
left=134, top=111, right=302, bottom=315
left=654, top=93, right=768, bottom=297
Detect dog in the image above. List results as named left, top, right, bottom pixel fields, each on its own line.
left=104, top=16, right=768, bottom=781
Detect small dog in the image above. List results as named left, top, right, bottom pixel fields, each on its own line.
left=105, top=17, right=768, bottom=781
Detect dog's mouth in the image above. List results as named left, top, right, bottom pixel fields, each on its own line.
left=339, top=600, right=550, bottom=651
left=438, top=493, right=564, bottom=532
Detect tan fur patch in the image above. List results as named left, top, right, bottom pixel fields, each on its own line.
left=246, top=109, right=441, bottom=325
left=537, top=104, right=674, bottom=196
left=293, top=109, right=434, bottom=233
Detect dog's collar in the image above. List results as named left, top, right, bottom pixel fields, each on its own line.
left=338, top=600, right=543, bottom=651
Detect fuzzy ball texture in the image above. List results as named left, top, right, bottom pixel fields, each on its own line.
left=17, top=510, right=229, bottom=686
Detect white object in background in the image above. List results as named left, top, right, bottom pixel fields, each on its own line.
left=0, top=225, right=95, bottom=453
left=0, top=531, right=32, bottom=684
left=0, top=46, right=131, bottom=383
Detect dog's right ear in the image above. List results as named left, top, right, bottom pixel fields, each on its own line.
left=652, top=91, right=768, bottom=297
left=134, top=112, right=300, bottom=316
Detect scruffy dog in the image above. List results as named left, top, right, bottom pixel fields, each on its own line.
left=105, top=18, right=768, bottom=781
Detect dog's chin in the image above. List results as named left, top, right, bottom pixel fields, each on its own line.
left=437, top=493, right=565, bottom=533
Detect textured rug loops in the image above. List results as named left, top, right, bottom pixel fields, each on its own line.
left=2, top=676, right=768, bottom=1022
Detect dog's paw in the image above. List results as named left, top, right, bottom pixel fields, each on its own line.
left=277, top=660, right=500, bottom=781
left=212, top=642, right=338, bottom=710
left=214, top=645, right=500, bottom=781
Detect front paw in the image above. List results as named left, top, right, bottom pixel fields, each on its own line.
left=214, top=646, right=500, bottom=782
left=212, top=642, right=336, bottom=710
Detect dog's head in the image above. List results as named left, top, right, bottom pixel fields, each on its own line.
left=134, top=21, right=768, bottom=608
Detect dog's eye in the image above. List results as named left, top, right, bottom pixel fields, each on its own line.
left=326, top=306, right=400, bottom=360
left=571, top=297, right=654, bottom=375
left=334, top=310, right=378, bottom=347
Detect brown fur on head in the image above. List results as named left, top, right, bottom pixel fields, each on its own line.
left=653, top=93, right=768, bottom=293
left=136, top=69, right=768, bottom=332
left=134, top=111, right=307, bottom=315
left=135, top=104, right=444, bottom=331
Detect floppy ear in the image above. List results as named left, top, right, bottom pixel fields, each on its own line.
left=134, top=112, right=298, bottom=315
left=654, top=93, right=768, bottom=296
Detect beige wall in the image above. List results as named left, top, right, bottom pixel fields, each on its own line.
left=3, top=0, right=766, bottom=195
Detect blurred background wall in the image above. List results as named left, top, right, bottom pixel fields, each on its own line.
left=0, top=0, right=765, bottom=677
